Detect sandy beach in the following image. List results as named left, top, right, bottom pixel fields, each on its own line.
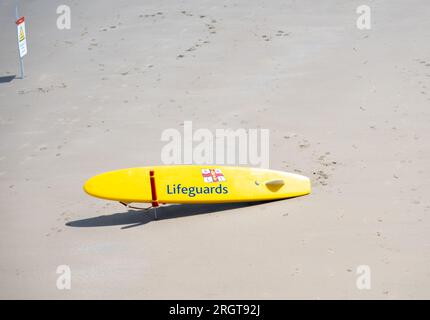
left=1, top=0, right=429, bottom=299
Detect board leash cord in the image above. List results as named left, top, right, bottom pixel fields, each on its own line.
left=119, top=202, right=153, bottom=211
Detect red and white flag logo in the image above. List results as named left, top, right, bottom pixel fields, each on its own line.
left=201, top=169, right=226, bottom=183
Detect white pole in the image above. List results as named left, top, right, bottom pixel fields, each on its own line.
left=15, top=3, right=25, bottom=79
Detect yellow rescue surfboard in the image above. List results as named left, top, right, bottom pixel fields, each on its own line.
left=83, top=165, right=311, bottom=205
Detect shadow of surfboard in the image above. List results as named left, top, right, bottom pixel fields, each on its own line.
left=66, top=201, right=271, bottom=229
left=0, top=75, right=16, bottom=83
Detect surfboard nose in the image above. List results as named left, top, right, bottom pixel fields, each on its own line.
left=83, top=171, right=130, bottom=201
left=83, top=174, right=106, bottom=199
left=83, top=168, right=152, bottom=203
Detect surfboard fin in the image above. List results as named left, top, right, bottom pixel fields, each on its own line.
left=265, top=179, right=285, bottom=191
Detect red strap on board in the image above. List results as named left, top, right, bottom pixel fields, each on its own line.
left=16, top=17, right=25, bottom=25
left=149, top=170, right=159, bottom=207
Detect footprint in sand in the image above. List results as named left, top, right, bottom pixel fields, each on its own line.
left=312, top=152, right=337, bottom=186
left=181, top=10, right=193, bottom=17
left=262, top=30, right=290, bottom=41
left=298, top=139, right=310, bottom=149
left=275, top=30, right=290, bottom=37
left=176, top=13, right=217, bottom=59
